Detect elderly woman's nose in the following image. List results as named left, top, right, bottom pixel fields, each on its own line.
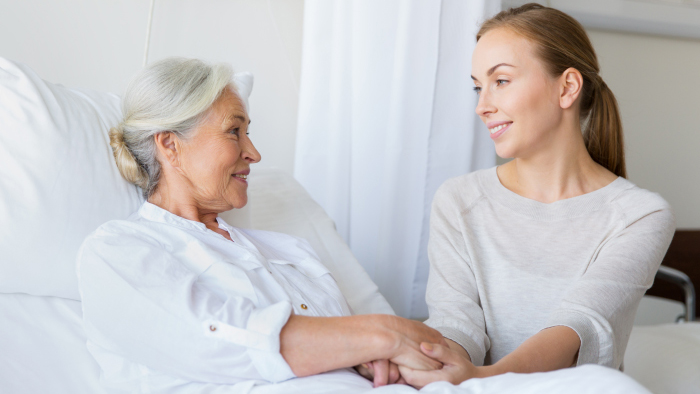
left=242, top=138, right=261, bottom=163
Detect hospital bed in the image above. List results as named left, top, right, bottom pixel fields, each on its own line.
left=1, top=56, right=697, bottom=394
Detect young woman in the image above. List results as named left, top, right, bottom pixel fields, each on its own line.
left=398, top=4, right=675, bottom=388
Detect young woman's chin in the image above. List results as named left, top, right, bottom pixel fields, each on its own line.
left=494, top=139, right=518, bottom=160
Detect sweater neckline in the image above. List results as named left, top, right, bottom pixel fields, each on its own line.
left=479, top=166, right=631, bottom=220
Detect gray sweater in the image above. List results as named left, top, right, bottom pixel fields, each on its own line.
left=424, top=167, right=675, bottom=369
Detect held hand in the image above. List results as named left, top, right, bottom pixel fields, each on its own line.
left=354, top=359, right=406, bottom=387
left=383, top=316, right=448, bottom=371
left=398, top=342, right=481, bottom=389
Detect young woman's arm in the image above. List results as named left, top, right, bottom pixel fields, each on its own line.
left=481, top=326, right=579, bottom=373
left=422, top=182, right=491, bottom=366
left=400, top=205, right=674, bottom=388
left=397, top=326, right=579, bottom=388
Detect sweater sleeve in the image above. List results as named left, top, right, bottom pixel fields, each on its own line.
left=544, top=203, right=675, bottom=368
left=423, top=184, right=491, bottom=366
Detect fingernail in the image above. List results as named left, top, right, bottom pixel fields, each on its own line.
left=361, top=363, right=369, bottom=369
left=422, top=342, right=434, bottom=351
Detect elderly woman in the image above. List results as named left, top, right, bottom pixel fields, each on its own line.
left=77, top=58, right=442, bottom=392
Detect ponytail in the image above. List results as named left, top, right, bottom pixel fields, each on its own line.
left=584, top=78, right=626, bottom=177
left=478, top=3, right=627, bottom=178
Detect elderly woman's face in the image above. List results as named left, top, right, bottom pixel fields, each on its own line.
left=177, top=87, right=260, bottom=211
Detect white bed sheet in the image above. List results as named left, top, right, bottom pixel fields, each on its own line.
left=624, top=322, right=700, bottom=394
left=0, top=293, right=651, bottom=394
left=0, top=293, right=107, bottom=394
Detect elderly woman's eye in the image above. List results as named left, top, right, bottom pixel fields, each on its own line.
left=229, top=128, right=240, bottom=135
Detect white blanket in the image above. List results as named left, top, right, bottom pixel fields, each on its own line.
left=243, top=365, right=649, bottom=394
left=0, top=293, right=650, bottom=394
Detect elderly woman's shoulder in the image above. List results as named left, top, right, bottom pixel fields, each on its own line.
left=82, top=214, right=164, bottom=250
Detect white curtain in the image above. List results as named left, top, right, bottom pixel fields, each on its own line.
left=295, top=0, right=499, bottom=319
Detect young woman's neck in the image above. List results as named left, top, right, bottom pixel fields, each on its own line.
left=498, top=124, right=617, bottom=204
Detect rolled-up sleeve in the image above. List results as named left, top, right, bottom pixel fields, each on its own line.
left=423, top=186, right=490, bottom=366
left=544, top=206, right=675, bottom=368
left=76, top=229, right=296, bottom=384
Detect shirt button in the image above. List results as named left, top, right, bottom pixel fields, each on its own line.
left=301, top=304, right=308, bottom=310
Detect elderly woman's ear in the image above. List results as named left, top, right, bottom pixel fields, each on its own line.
left=154, top=132, right=183, bottom=169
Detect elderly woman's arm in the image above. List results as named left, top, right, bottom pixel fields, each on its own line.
left=78, top=227, right=442, bottom=385
left=281, top=314, right=444, bottom=377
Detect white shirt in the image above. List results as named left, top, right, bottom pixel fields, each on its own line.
left=76, top=202, right=352, bottom=393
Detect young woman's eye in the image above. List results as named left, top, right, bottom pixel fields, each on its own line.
left=473, top=86, right=482, bottom=95
left=496, top=79, right=508, bottom=86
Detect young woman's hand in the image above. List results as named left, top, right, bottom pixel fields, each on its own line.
left=354, top=359, right=406, bottom=387
left=398, top=342, right=482, bottom=389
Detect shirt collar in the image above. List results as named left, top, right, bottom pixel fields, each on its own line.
left=138, top=201, right=209, bottom=232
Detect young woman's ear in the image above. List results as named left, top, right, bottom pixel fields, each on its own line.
left=154, top=132, right=182, bottom=168
left=559, top=67, right=583, bottom=110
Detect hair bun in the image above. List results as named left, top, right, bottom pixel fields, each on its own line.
left=109, top=124, right=126, bottom=151
left=108, top=124, right=149, bottom=190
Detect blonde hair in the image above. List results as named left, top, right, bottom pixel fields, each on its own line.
left=478, top=3, right=626, bottom=177
left=108, top=57, right=234, bottom=198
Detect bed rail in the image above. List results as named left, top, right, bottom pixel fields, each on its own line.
left=655, top=265, right=696, bottom=322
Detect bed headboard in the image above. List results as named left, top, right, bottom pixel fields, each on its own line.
left=646, top=230, right=700, bottom=319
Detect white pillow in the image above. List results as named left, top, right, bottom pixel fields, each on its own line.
left=224, top=168, right=395, bottom=315
left=0, top=58, right=254, bottom=299
left=0, top=57, right=142, bottom=299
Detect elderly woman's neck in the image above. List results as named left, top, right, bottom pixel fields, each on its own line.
left=148, top=186, right=222, bottom=230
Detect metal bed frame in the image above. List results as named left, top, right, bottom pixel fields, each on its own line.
left=655, top=265, right=696, bottom=322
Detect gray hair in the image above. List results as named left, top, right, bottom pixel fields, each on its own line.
left=109, top=57, right=234, bottom=198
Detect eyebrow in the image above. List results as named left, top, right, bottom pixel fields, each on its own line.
left=221, top=113, right=250, bottom=128
left=471, top=63, right=516, bottom=81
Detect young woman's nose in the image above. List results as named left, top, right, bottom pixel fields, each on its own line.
left=475, top=89, right=497, bottom=117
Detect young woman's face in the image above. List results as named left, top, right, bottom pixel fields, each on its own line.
left=471, top=28, right=564, bottom=159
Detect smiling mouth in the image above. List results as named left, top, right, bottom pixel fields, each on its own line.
left=232, top=174, right=247, bottom=180
left=489, top=122, right=512, bottom=134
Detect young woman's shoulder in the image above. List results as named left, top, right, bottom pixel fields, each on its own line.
left=432, top=167, right=493, bottom=212
left=611, top=178, right=675, bottom=230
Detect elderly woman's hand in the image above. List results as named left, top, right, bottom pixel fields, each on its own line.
left=379, top=316, right=448, bottom=371
left=354, top=359, right=406, bottom=387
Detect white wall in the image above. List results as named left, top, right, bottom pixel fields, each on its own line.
left=3, top=0, right=694, bottom=324
left=5, top=2, right=697, bottom=228
left=587, top=29, right=700, bottom=229
left=0, top=0, right=304, bottom=174
left=496, top=28, right=700, bottom=229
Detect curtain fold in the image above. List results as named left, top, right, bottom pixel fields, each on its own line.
left=295, top=0, right=498, bottom=318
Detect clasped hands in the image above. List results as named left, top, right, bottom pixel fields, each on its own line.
left=354, top=318, right=482, bottom=389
